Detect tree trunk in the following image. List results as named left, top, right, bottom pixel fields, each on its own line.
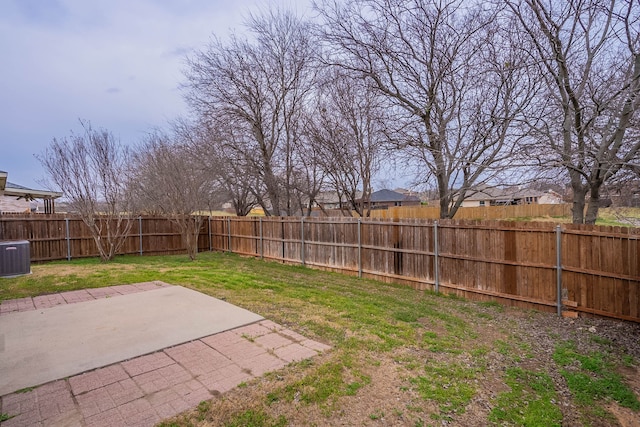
left=584, top=182, right=603, bottom=225
left=437, top=174, right=451, bottom=219
left=570, top=175, right=588, bottom=224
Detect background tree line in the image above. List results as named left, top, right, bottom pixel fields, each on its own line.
left=40, top=0, right=640, bottom=261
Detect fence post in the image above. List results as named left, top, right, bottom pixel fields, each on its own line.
left=208, top=216, right=212, bottom=252
left=434, top=221, right=439, bottom=293
left=281, top=217, right=285, bottom=262
left=556, top=225, right=563, bottom=317
left=301, top=217, right=305, bottom=266
left=65, top=218, right=71, bottom=261
left=138, top=216, right=143, bottom=256
left=227, top=217, right=231, bottom=253
left=259, top=217, right=264, bottom=259
left=358, top=218, right=362, bottom=278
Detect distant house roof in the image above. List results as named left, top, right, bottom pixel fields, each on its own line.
left=2, top=181, right=62, bottom=200
left=464, top=185, right=545, bottom=202
left=315, top=190, right=363, bottom=204
left=370, top=189, right=420, bottom=203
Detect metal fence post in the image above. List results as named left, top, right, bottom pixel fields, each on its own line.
left=281, top=217, right=285, bottom=261
left=65, top=218, right=71, bottom=261
left=556, top=225, right=563, bottom=316
left=301, top=217, right=305, bottom=265
left=138, top=216, right=143, bottom=256
left=208, top=216, right=212, bottom=252
left=259, top=217, right=264, bottom=259
left=358, top=218, right=362, bottom=278
left=227, top=217, right=232, bottom=253
left=434, top=221, right=439, bottom=293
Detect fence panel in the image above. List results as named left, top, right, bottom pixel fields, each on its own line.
left=140, top=217, right=184, bottom=256
left=561, top=224, right=640, bottom=321
left=260, top=218, right=284, bottom=261
left=1, top=214, right=638, bottom=322
left=230, top=217, right=260, bottom=256
left=0, top=215, right=68, bottom=261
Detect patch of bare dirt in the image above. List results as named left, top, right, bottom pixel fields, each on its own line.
left=605, top=403, right=640, bottom=427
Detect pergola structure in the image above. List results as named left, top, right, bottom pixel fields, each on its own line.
left=0, top=171, right=62, bottom=214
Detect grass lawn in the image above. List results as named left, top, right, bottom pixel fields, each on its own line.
left=1, top=252, right=638, bottom=426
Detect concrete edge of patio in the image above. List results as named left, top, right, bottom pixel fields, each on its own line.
left=1, top=319, right=332, bottom=427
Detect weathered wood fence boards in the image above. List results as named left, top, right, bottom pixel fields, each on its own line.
left=212, top=217, right=638, bottom=322
left=0, top=215, right=207, bottom=261
left=370, top=203, right=573, bottom=220
left=561, top=225, right=639, bottom=320
left=0, top=215, right=638, bottom=322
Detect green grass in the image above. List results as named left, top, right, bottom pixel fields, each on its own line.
left=622, top=354, right=635, bottom=367
left=411, top=361, right=478, bottom=419
left=489, top=368, right=562, bottom=426
left=196, top=400, right=211, bottom=421
left=224, top=410, right=287, bottom=427
left=2, top=252, right=637, bottom=426
left=478, top=300, right=505, bottom=312
left=265, top=356, right=370, bottom=413
left=553, top=340, right=640, bottom=423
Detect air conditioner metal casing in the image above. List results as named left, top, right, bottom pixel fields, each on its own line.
left=0, top=240, right=31, bottom=278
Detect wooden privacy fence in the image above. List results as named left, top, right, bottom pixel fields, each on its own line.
left=212, top=217, right=639, bottom=323
left=370, top=203, right=572, bottom=220
left=0, top=215, right=211, bottom=261
left=0, top=215, right=638, bottom=323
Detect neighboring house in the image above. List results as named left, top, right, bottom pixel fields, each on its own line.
left=361, top=189, right=421, bottom=210
left=0, top=171, right=62, bottom=214
left=460, top=185, right=564, bottom=207
left=313, top=191, right=362, bottom=211
left=394, top=188, right=429, bottom=203
left=537, top=189, right=564, bottom=205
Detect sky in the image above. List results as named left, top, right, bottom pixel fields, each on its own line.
left=0, top=0, right=313, bottom=190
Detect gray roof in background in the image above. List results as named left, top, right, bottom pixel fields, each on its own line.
left=7, top=182, right=33, bottom=191
left=3, top=180, right=62, bottom=199
left=370, top=189, right=420, bottom=202
left=465, top=186, right=545, bottom=201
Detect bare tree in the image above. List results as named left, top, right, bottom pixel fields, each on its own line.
left=184, top=9, right=318, bottom=216
left=215, top=154, right=259, bottom=216
left=37, top=120, right=133, bottom=262
left=198, top=123, right=259, bottom=216
left=290, top=138, right=326, bottom=216
left=317, top=0, right=538, bottom=219
left=306, top=70, right=386, bottom=216
left=129, top=130, right=216, bottom=260
left=507, top=0, right=640, bottom=224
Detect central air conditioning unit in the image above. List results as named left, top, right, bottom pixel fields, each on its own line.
left=0, top=240, right=31, bottom=278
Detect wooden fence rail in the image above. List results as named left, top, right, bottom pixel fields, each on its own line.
left=1, top=214, right=638, bottom=323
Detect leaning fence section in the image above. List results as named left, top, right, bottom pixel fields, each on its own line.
left=0, top=214, right=638, bottom=322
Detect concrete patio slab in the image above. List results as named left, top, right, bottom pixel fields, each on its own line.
left=0, top=320, right=331, bottom=427
left=0, top=284, right=263, bottom=396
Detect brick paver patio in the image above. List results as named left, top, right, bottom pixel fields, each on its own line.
left=0, top=287, right=331, bottom=427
